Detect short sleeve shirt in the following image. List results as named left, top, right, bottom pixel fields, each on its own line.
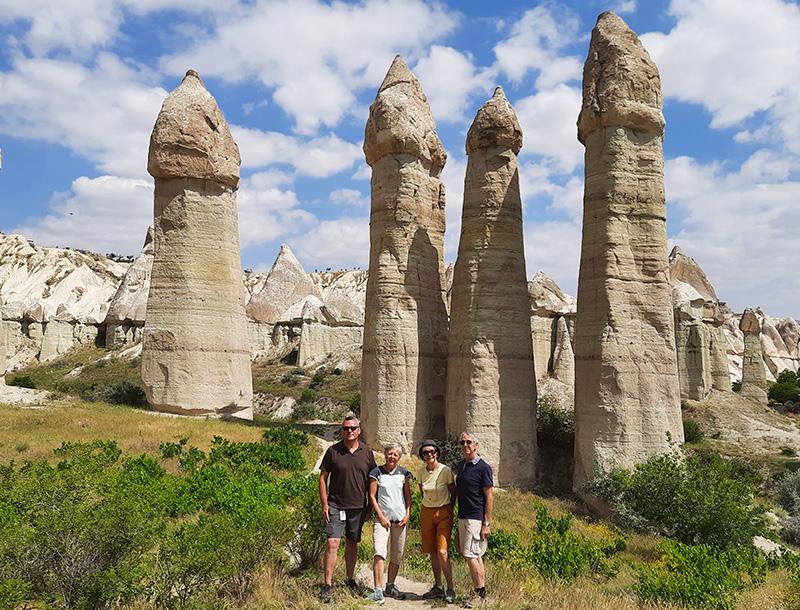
left=369, top=465, right=411, bottom=521
left=320, top=440, right=377, bottom=509
left=454, top=457, right=493, bottom=520
left=418, top=463, right=454, bottom=508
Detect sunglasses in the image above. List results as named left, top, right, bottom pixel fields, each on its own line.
left=422, top=449, right=437, bottom=456
left=459, top=440, right=474, bottom=446
left=342, top=426, right=360, bottom=431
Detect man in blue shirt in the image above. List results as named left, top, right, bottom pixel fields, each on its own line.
left=454, top=432, right=493, bottom=607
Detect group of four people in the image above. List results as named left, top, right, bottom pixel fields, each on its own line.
left=318, top=415, right=493, bottom=607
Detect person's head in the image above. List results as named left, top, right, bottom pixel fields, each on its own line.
left=417, top=438, right=441, bottom=464
left=341, top=415, right=360, bottom=441
left=383, top=443, right=403, bottom=468
left=459, top=432, right=479, bottom=460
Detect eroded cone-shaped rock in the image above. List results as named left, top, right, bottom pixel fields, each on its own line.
left=142, top=70, right=252, bottom=418
left=446, top=87, right=536, bottom=486
left=0, top=305, right=6, bottom=385
left=552, top=315, right=575, bottom=386
left=739, top=308, right=768, bottom=405
left=361, top=56, right=448, bottom=449
left=105, top=227, right=154, bottom=347
left=573, top=13, right=683, bottom=488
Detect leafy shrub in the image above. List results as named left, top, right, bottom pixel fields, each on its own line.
left=81, top=380, right=147, bottom=407
left=486, top=528, right=526, bottom=563
left=587, top=452, right=767, bottom=549
left=347, top=392, right=361, bottom=416
left=683, top=419, right=704, bottom=443
left=7, top=375, right=36, bottom=388
left=769, top=382, right=800, bottom=404
left=778, top=369, right=799, bottom=385
left=527, top=502, right=623, bottom=581
left=782, top=446, right=798, bottom=457
left=309, top=371, right=326, bottom=390
left=777, top=469, right=800, bottom=515
left=285, top=475, right=327, bottom=570
left=781, top=515, right=800, bottom=546
left=536, top=396, right=575, bottom=446
left=732, top=380, right=742, bottom=392
left=634, top=540, right=767, bottom=610
left=299, top=388, right=317, bottom=404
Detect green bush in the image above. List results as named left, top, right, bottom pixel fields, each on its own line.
left=781, top=446, right=798, bottom=457
left=7, top=375, right=35, bottom=389
left=732, top=380, right=742, bottom=392
left=769, top=382, right=800, bottom=404
left=536, top=396, right=575, bottom=446
left=1, top=429, right=316, bottom=609
left=347, top=392, right=361, bottom=415
left=486, top=528, right=526, bottom=563
left=683, top=419, right=705, bottom=443
left=526, top=502, right=623, bottom=581
left=777, top=369, right=799, bottom=385
left=299, top=388, right=317, bottom=404
left=776, top=469, right=800, bottom=515
left=81, top=380, right=147, bottom=407
left=634, top=540, right=767, bottom=610
left=587, top=451, right=767, bottom=549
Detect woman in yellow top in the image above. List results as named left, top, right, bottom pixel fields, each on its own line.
left=417, top=439, right=456, bottom=604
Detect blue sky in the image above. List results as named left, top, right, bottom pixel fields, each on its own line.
left=0, top=0, right=798, bottom=319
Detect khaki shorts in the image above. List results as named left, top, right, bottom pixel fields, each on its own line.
left=421, top=505, right=453, bottom=553
left=458, top=519, right=487, bottom=559
left=373, top=521, right=407, bottom=564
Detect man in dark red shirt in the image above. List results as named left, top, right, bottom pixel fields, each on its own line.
left=318, top=415, right=377, bottom=603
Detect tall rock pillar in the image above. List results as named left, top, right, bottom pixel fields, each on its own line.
left=573, top=13, right=683, bottom=488
left=141, top=70, right=253, bottom=418
left=446, top=88, right=537, bottom=487
left=739, top=308, right=768, bottom=405
left=0, top=309, right=6, bottom=386
left=361, top=56, right=449, bottom=449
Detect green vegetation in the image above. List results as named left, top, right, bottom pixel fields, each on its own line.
left=0, top=430, right=322, bottom=610
left=769, top=369, right=800, bottom=405
left=683, top=419, right=705, bottom=444
left=587, top=451, right=767, bottom=548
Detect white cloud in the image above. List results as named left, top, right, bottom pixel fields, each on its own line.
left=665, top=152, right=800, bottom=319
left=289, top=217, right=370, bottom=269
left=414, top=46, right=494, bottom=123
left=0, top=53, right=165, bottom=178
left=611, top=0, right=637, bottom=14
left=160, top=0, right=459, bottom=134
left=441, top=153, right=467, bottom=261
left=524, top=219, right=581, bottom=294
left=237, top=180, right=316, bottom=249
left=493, top=4, right=582, bottom=88
left=641, top=0, right=800, bottom=150
left=12, top=175, right=152, bottom=255
left=513, top=84, right=583, bottom=174
left=231, top=126, right=361, bottom=177
left=329, top=188, right=368, bottom=207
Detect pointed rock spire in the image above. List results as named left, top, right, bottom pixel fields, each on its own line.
left=577, top=11, right=664, bottom=144
left=363, top=55, right=446, bottom=174
left=466, top=86, right=522, bottom=155
left=148, top=69, right=241, bottom=189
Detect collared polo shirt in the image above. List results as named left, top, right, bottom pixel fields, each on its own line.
left=454, top=456, right=493, bottom=520
left=320, top=440, right=377, bottom=509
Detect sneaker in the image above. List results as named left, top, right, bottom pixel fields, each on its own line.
left=319, top=584, right=334, bottom=604
left=445, top=588, right=456, bottom=604
left=364, top=588, right=385, bottom=605
left=422, top=585, right=445, bottom=600
left=385, top=583, right=406, bottom=600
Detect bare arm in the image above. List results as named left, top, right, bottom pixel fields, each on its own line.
left=370, top=478, right=389, bottom=528
left=481, top=487, right=493, bottom=540
left=319, top=470, right=330, bottom=523
left=448, top=482, right=456, bottom=505
left=399, top=478, right=412, bottom=526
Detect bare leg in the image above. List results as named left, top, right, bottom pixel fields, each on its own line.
left=373, top=556, right=385, bottom=589
left=465, top=557, right=485, bottom=589
left=344, top=538, right=358, bottom=581
left=438, top=549, right=454, bottom=589
left=387, top=561, right=400, bottom=585
left=324, top=538, right=340, bottom=586
left=430, top=552, right=442, bottom=586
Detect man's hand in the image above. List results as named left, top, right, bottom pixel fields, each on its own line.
left=378, top=514, right=391, bottom=529
left=480, top=524, right=491, bottom=540
left=322, top=502, right=330, bottom=524
left=398, top=514, right=409, bottom=527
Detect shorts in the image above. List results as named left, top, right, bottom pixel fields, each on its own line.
left=373, top=521, right=407, bottom=564
left=326, top=505, right=368, bottom=542
left=420, top=505, right=453, bottom=554
left=458, top=519, right=487, bottom=559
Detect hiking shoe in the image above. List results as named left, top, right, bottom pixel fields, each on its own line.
left=364, top=588, right=385, bottom=605
left=345, top=579, right=360, bottom=594
left=445, top=588, right=456, bottom=604
left=423, top=585, right=445, bottom=600
left=385, top=583, right=406, bottom=600
left=319, top=584, right=334, bottom=604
